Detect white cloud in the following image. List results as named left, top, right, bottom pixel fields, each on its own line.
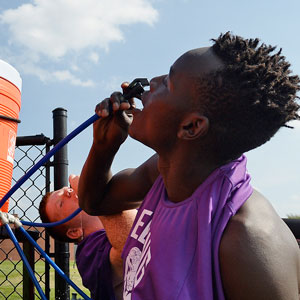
left=0, top=0, right=158, bottom=85
left=15, top=60, right=95, bottom=87
left=53, top=70, right=95, bottom=87
left=89, top=52, right=100, bottom=64
left=1, top=0, right=158, bottom=58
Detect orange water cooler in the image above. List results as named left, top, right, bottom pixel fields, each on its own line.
left=0, top=59, right=22, bottom=214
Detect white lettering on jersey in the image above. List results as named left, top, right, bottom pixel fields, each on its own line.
left=130, top=209, right=153, bottom=241
left=124, top=208, right=153, bottom=299
left=124, top=247, right=142, bottom=299
left=134, top=231, right=151, bottom=287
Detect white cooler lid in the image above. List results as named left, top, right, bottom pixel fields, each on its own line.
left=0, top=59, right=22, bottom=92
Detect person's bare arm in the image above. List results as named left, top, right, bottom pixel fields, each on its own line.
left=220, top=190, right=300, bottom=300
left=79, top=149, right=158, bottom=215
left=78, top=89, right=159, bottom=216
left=98, top=209, right=137, bottom=294
left=70, top=173, right=138, bottom=297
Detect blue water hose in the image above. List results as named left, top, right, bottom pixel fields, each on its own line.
left=0, top=113, right=99, bottom=300
left=0, top=113, right=99, bottom=211
left=0, top=78, right=149, bottom=217
left=18, top=226, right=91, bottom=300
left=5, top=224, right=47, bottom=300
left=21, top=207, right=82, bottom=227
left=0, top=80, right=149, bottom=300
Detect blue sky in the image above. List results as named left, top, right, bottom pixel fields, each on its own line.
left=0, top=0, right=299, bottom=217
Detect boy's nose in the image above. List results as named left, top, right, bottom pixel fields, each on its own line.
left=64, top=187, right=73, bottom=197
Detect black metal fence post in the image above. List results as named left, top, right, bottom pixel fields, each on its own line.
left=23, top=233, right=38, bottom=300
left=53, top=108, right=70, bottom=300
left=45, top=140, right=52, bottom=300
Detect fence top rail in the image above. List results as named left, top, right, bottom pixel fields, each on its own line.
left=16, top=134, right=51, bottom=146
left=0, top=226, right=40, bottom=242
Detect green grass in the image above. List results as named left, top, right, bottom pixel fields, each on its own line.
left=0, top=260, right=90, bottom=300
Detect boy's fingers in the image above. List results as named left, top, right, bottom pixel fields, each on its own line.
left=95, top=98, right=110, bottom=117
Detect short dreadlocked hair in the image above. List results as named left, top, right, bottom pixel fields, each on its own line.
left=196, top=32, right=300, bottom=162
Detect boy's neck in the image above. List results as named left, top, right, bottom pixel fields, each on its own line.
left=157, top=151, right=221, bottom=203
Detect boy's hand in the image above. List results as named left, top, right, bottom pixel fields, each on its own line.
left=93, top=82, right=135, bottom=147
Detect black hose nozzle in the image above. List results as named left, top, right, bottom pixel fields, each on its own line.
left=123, top=78, right=149, bottom=100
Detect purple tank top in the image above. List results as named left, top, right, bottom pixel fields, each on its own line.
left=76, top=229, right=116, bottom=300
left=122, top=155, right=253, bottom=300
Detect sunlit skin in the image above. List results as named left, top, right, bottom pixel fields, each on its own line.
left=129, top=47, right=224, bottom=161
left=78, top=46, right=300, bottom=300
left=44, top=174, right=137, bottom=300
left=46, top=187, right=79, bottom=222
left=45, top=185, right=104, bottom=239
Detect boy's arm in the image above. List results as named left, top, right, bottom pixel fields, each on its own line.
left=79, top=147, right=158, bottom=215
left=220, top=190, right=300, bottom=300
left=70, top=174, right=138, bottom=297
left=78, top=90, right=159, bottom=216
left=98, top=209, right=137, bottom=291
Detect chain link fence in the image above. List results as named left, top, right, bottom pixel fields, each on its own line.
left=0, top=108, right=76, bottom=300
left=0, top=134, right=51, bottom=300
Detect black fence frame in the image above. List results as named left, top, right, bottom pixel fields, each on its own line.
left=0, top=107, right=70, bottom=300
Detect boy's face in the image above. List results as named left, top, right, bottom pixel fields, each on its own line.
left=45, top=187, right=80, bottom=223
left=128, top=47, right=224, bottom=152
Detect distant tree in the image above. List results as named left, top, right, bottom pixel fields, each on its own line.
left=287, top=214, right=300, bottom=219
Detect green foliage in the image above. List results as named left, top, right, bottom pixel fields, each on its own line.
left=286, top=214, right=300, bottom=219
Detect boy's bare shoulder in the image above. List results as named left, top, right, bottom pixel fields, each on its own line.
left=219, top=189, right=300, bottom=300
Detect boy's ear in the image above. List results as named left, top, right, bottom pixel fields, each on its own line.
left=66, top=227, right=83, bottom=240
left=177, top=113, right=209, bottom=140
